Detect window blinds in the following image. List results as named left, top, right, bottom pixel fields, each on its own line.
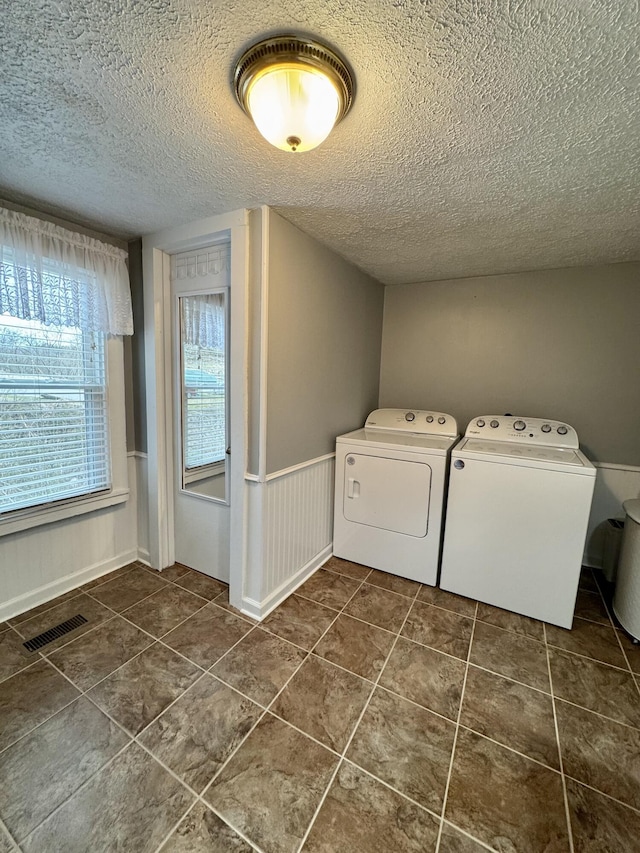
left=0, top=317, right=110, bottom=514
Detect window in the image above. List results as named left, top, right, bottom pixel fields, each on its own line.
left=0, top=316, right=110, bottom=514
left=0, top=204, right=132, bottom=534
left=179, top=292, right=227, bottom=483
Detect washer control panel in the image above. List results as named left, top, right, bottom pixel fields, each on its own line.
left=465, top=416, right=579, bottom=448
left=365, top=408, right=458, bottom=437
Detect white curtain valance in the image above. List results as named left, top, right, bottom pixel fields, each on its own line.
left=181, top=292, right=225, bottom=350
left=0, top=206, right=133, bottom=335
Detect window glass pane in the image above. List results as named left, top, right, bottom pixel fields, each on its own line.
left=0, top=315, right=110, bottom=514
left=180, top=293, right=226, bottom=470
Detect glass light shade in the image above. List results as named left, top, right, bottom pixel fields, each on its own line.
left=246, top=64, right=341, bottom=153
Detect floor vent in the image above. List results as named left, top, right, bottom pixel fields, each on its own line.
left=23, top=615, right=88, bottom=652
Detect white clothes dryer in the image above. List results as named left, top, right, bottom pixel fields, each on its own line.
left=333, top=408, right=459, bottom=586
left=440, top=415, right=596, bottom=628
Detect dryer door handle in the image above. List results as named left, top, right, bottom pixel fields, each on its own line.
left=347, top=478, right=361, bottom=499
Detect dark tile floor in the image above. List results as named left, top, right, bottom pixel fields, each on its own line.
left=1, top=560, right=640, bottom=852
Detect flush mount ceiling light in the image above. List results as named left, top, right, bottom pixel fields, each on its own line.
left=233, top=35, right=354, bottom=153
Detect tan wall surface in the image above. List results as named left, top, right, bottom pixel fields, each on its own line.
left=379, top=262, right=640, bottom=464
left=266, top=212, right=384, bottom=474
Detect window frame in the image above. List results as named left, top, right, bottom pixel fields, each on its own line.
left=178, top=288, right=228, bottom=482
left=0, top=333, right=129, bottom=537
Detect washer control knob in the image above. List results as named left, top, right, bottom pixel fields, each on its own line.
left=453, top=460, right=465, bottom=469
left=426, top=415, right=434, bottom=423
left=438, top=417, right=446, bottom=424
left=490, top=420, right=499, bottom=428
left=514, top=419, right=526, bottom=431
left=405, top=412, right=415, bottom=422
left=476, top=419, right=485, bottom=427
left=541, top=423, right=552, bottom=433
left=557, top=425, right=568, bottom=435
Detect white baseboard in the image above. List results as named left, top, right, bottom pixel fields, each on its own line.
left=0, top=549, right=139, bottom=623
left=137, top=549, right=151, bottom=566
left=240, top=544, right=333, bottom=621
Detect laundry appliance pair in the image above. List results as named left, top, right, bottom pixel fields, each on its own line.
left=333, top=409, right=596, bottom=628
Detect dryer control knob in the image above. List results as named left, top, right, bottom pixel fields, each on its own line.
left=476, top=419, right=485, bottom=427
left=438, top=417, right=446, bottom=424
left=454, top=460, right=465, bottom=469
left=541, top=424, right=552, bottom=433
left=557, top=425, right=568, bottom=435
left=490, top=420, right=499, bottom=428
left=405, top=412, right=415, bottom=422
left=514, top=420, right=526, bottom=431
left=426, top=415, right=434, bottom=423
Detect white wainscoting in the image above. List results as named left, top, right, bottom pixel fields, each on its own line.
left=0, top=454, right=140, bottom=622
left=584, top=462, right=640, bottom=569
left=242, top=454, right=335, bottom=620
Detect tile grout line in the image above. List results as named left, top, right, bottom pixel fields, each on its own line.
left=0, top=682, right=81, bottom=759
left=562, top=773, right=640, bottom=817
left=6, top=562, right=139, bottom=630
left=543, top=622, right=575, bottom=853
left=9, top=563, right=632, bottom=852
left=30, top=660, right=264, bottom=853
left=1, top=600, right=219, bottom=760
left=13, top=573, right=177, bottom=658
left=48, top=643, right=270, bottom=853
left=0, top=628, right=51, bottom=687
left=0, top=570, right=255, bottom=846
left=17, top=736, right=134, bottom=849
left=294, top=581, right=424, bottom=853
left=545, top=640, right=632, bottom=672
left=434, top=600, right=478, bottom=853
left=191, top=570, right=374, bottom=849
left=1, top=578, right=266, bottom=845
left=439, top=819, right=498, bottom=852
left=0, top=813, right=21, bottom=852
left=339, top=756, right=443, bottom=822
left=152, top=799, right=266, bottom=853
left=6, top=559, right=142, bottom=628
left=550, top=693, right=640, bottom=733
left=611, top=619, right=640, bottom=699
left=7, top=591, right=85, bottom=631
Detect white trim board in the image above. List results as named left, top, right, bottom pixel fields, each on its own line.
left=241, top=545, right=332, bottom=621
left=141, top=209, right=249, bottom=612
left=0, top=550, right=138, bottom=623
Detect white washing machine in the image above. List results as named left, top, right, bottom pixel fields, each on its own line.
left=333, top=408, right=459, bottom=586
left=440, top=415, right=596, bottom=628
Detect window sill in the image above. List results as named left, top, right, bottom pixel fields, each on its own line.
left=0, top=488, right=130, bottom=538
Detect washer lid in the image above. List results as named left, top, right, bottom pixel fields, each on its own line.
left=337, top=428, right=457, bottom=455
left=456, top=438, right=595, bottom=474
left=462, top=439, right=585, bottom=465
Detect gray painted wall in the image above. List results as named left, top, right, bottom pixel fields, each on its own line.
left=266, top=212, right=385, bottom=474
left=127, top=238, right=147, bottom=453
left=247, top=208, right=263, bottom=476
left=379, top=262, right=640, bottom=465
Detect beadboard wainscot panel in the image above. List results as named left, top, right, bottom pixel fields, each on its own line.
left=584, top=462, right=640, bottom=568
left=134, top=451, right=150, bottom=564
left=0, top=453, right=139, bottom=622
left=242, top=454, right=335, bottom=620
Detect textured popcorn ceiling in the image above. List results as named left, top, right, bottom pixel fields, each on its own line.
left=1, top=1, right=638, bottom=284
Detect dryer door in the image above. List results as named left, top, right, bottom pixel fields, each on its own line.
left=343, top=453, right=431, bottom=537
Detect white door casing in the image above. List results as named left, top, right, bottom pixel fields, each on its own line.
left=172, top=252, right=230, bottom=580
left=142, top=210, right=248, bottom=609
